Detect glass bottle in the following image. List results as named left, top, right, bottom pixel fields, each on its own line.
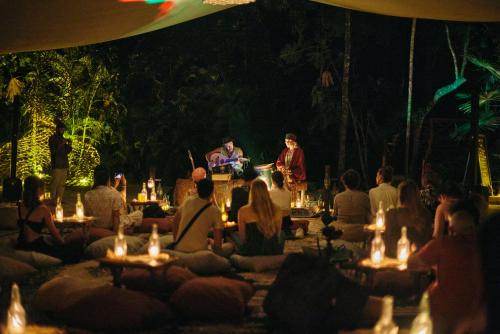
left=397, top=226, right=410, bottom=264
left=371, top=229, right=385, bottom=265
left=375, top=201, right=385, bottom=229
left=140, top=182, right=147, bottom=202
left=147, top=177, right=154, bottom=189
left=55, top=197, right=64, bottom=221
left=409, top=292, right=433, bottom=334
left=374, top=295, right=399, bottom=334
left=75, top=193, right=84, bottom=218
left=156, top=181, right=163, bottom=199
left=6, top=283, right=26, bottom=334
left=148, top=224, right=160, bottom=259
left=114, top=223, right=127, bottom=257
left=150, top=185, right=157, bottom=201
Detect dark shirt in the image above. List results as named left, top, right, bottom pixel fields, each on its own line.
left=239, top=222, right=283, bottom=256
left=229, top=186, right=250, bottom=222
left=49, top=133, right=72, bottom=169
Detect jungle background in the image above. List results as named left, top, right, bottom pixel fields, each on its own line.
left=0, top=0, right=499, bottom=191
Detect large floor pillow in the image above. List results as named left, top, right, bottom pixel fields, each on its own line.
left=230, top=254, right=286, bottom=272
left=0, top=240, right=62, bottom=268
left=163, top=250, right=231, bottom=275
left=136, top=217, right=174, bottom=233
left=334, top=223, right=367, bottom=243
left=32, top=276, right=109, bottom=314
left=85, top=235, right=145, bottom=259
left=170, top=277, right=255, bottom=320
left=0, top=255, right=37, bottom=282
left=59, top=285, right=172, bottom=331
left=137, top=234, right=174, bottom=254
left=121, top=265, right=197, bottom=295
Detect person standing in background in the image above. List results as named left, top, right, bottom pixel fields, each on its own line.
left=49, top=121, right=72, bottom=202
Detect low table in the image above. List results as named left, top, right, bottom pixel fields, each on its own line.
left=54, top=215, right=96, bottom=243
left=99, top=253, right=179, bottom=287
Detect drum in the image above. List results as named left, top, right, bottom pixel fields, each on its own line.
left=255, top=163, right=274, bottom=189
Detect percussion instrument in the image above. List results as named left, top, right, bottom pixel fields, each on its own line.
left=255, top=163, right=273, bottom=189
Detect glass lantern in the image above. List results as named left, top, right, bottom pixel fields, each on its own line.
left=6, top=283, right=26, bottom=334
left=75, top=193, right=84, bottom=219
left=409, top=292, right=433, bottom=334
left=374, top=295, right=399, bottom=334
left=148, top=224, right=160, bottom=259
left=371, top=229, right=385, bottom=266
left=55, top=197, right=64, bottom=221
left=397, top=226, right=410, bottom=265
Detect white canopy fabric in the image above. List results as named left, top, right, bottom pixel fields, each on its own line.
left=313, top=0, right=500, bottom=22
left=0, top=0, right=230, bottom=55
left=0, top=0, right=498, bottom=55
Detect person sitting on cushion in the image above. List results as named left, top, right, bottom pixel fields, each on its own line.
left=16, top=175, right=83, bottom=263
left=384, top=180, right=432, bottom=257
left=172, top=178, right=233, bottom=257
left=229, top=163, right=259, bottom=223
left=408, top=199, right=482, bottom=334
left=269, top=171, right=293, bottom=237
left=433, top=180, right=463, bottom=239
left=333, top=169, right=371, bottom=225
left=236, top=180, right=283, bottom=256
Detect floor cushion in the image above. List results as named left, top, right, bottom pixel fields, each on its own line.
left=170, top=277, right=255, bottom=320
left=121, top=265, right=196, bottom=295
left=0, top=241, right=62, bottom=268
left=85, top=235, right=146, bottom=259
left=32, top=276, right=109, bottom=313
left=163, top=250, right=231, bottom=275
left=59, top=285, right=172, bottom=331
left=0, top=255, right=37, bottom=281
left=230, top=254, right=286, bottom=272
left=136, top=217, right=174, bottom=233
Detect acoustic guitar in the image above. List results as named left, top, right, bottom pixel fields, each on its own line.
left=207, top=152, right=249, bottom=170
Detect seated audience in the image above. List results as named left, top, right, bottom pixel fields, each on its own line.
left=172, top=178, right=232, bottom=257
left=236, top=180, right=283, bottom=256
left=268, top=171, right=292, bottom=236
left=333, top=169, right=371, bottom=225
left=419, top=171, right=441, bottom=215
left=84, top=165, right=122, bottom=233
left=16, top=175, right=83, bottom=263
left=229, top=164, right=258, bottom=223
left=408, top=199, right=482, bottom=334
left=433, top=180, right=463, bottom=239
left=384, top=180, right=432, bottom=257
left=186, top=167, right=207, bottom=199
left=368, top=165, right=398, bottom=216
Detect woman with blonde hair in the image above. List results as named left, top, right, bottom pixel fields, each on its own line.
left=237, top=179, right=283, bottom=256
left=384, top=180, right=432, bottom=257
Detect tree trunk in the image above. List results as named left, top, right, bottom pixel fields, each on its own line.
left=337, top=9, right=351, bottom=175
left=404, top=18, right=417, bottom=177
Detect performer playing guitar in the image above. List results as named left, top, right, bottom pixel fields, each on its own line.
left=205, top=137, right=246, bottom=175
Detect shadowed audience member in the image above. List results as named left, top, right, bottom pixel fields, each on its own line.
left=269, top=171, right=292, bottom=236
left=384, top=180, right=432, bottom=257
left=408, top=199, right=482, bottom=334
left=333, top=169, right=371, bottom=225
left=368, top=165, right=398, bottom=216
left=433, top=180, right=463, bottom=239
left=229, top=164, right=258, bottom=223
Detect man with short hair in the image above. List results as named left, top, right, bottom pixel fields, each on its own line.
left=48, top=121, right=72, bottom=201
left=333, top=169, right=371, bottom=225
left=408, top=200, right=482, bottom=334
left=205, top=137, right=244, bottom=174
left=173, top=178, right=232, bottom=256
left=368, top=165, right=398, bottom=216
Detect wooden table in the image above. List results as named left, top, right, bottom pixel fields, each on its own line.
left=54, top=215, right=96, bottom=243
left=99, top=253, right=179, bottom=287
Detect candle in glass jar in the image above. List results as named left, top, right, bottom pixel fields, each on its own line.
left=6, top=283, right=26, bottom=334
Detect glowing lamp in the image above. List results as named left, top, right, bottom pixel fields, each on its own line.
left=114, top=224, right=127, bottom=257
left=397, top=226, right=410, bottom=265
left=373, top=295, right=399, bottom=334
left=55, top=198, right=64, bottom=221
left=225, top=198, right=231, bottom=210
left=75, top=193, right=84, bottom=219
left=148, top=224, right=160, bottom=259
left=147, top=178, right=155, bottom=189
left=409, top=292, right=433, bottom=334
left=221, top=212, right=228, bottom=223
left=6, top=283, right=26, bottom=334
left=371, top=230, right=385, bottom=266
left=150, top=188, right=157, bottom=201
left=375, top=201, right=385, bottom=230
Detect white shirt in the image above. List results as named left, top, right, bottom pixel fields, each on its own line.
left=368, top=182, right=398, bottom=216
left=269, top=187, right=291, bottom=211
left=84, top=186, right=122, bottom=229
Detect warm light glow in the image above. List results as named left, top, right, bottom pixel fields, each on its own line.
left=225, top=198, right=231, bottom=209
left=147, top=178, right=154, bottom=189
left=55, top=207, right=63, bottom=221
left=76, top=207, right=84, bottom=219
left=148, top=224, right=160, bottom=259
left=221, top=212, right=228, bottom=223
left=150, top=192, right=157, bottom=201
left=296, top=200, right=303, bottom=208
left=371, top=250, right=382, bottom=264
left=203, top=0, right=255, bottom=5
left=76, top=193, right=84, bottom=219
left=397, top=226, right=410, bottom=265
left=7, top=283, right=26, bottom=334
left=114, top=232, right=127, bottom=257
left=375, top=216, right=384, bottom=229
left=371, top=230, right=385, bottom=266
left=398, top=248, right=409, bottom=262
left=148, top=244, right=160, bottom=258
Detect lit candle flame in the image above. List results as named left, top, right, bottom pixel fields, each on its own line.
left=76, top=207, right=84, bottom=219
left=372, top=250, right=382, bottom=264
left=148, top=244, right=160, bottom=259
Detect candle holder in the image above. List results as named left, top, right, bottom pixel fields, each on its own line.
left=75, top=193, right=84, bottom=219
left=397, top=226, right=410, bottom=267
left=6, top=283, right=26, bottom=334
left=148, top=224, right=160, bottom=259
left=371, top=230, right=385, bottom=266
left=55, top=198, right=64, bottom=221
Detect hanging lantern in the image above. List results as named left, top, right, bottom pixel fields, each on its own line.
left=6, top=283, right=26, bottom=334
left=148, top=224, right=160, bottom=259
left=75, top=193, right=84, bottom=219
left=397, top=226, right=410, bottom=265
left=371, top=229, right=385, bottom=266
